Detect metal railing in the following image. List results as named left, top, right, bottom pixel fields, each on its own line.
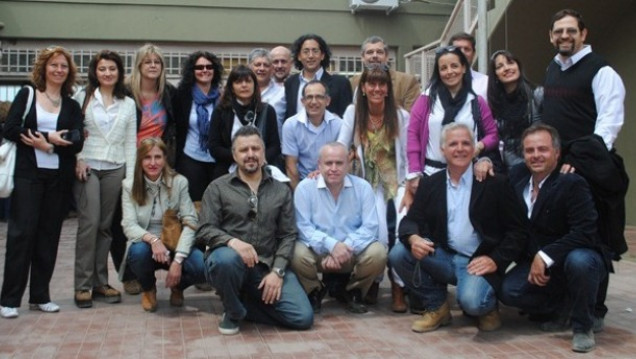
left=404, top=0, right=478, bottom=88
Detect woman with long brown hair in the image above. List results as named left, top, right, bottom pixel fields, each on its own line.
left=72, top=50, right=137, bottom=308
left=121, top=138, right=204, bottom=312
left=337, top=64, right=409, bottom=312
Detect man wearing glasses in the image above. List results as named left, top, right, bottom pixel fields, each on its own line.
left=284, top=33, right=353, bottom=119
left=282, top=80, right=343, bottom=190
left=542, top=9, right=627, bottom=336
left=197, top=126, right=313, bottom=335
left=350, top=35, right=421, bottom=111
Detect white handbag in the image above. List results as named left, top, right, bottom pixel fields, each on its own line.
left=0, top=86, right=34, bottom=198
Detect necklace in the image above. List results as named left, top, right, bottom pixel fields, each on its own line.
left=44, top=91, right=61, bottom=107
left=369, top=115, right=384, bottom=131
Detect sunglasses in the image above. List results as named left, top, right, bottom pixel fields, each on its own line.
left=248, top=193, right=258, bottom=220
left=435, top=45, right=459, bottom=55
left=194, top=64, right=214, bottom=71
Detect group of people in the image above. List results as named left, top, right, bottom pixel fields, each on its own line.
left=0, top=8, right=627, bottom=354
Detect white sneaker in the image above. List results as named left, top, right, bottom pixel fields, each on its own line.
left=0, top=306, right=19, bottom=318
left=29, top=302, right=60, bottom=313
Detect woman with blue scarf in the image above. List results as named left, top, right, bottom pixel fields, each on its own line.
left=173, top=51, right=223, bottom=201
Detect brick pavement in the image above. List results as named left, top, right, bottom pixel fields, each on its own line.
left=1, top=219, right=635, bottom=358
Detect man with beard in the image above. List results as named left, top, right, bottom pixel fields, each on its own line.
left=542, top=8, right=627, bottom=333
left=197, top=126, right=313, bottom=335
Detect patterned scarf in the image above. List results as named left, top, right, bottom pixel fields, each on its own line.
left=192, top=85, right=219, bottom=151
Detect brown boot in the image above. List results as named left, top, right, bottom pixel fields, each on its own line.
left=170, top=288, right=184, bottom=307
left=391, top=281, right=407, bottom=313
left=141, top=287, right=157, bottom=312
left=411, top=300, right=451, bottom=333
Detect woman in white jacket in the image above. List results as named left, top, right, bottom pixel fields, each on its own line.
left=73, top=50, right=137, bottom=309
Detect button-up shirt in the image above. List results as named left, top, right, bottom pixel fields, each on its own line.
left=446, top=166, right=480, bottom=257
left=294, top=174, right=379, bottom=256
left=197, top=167, right=297, bottom=270
left=282, top=109, right=343, bottom=179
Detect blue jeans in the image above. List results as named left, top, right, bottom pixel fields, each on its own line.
left=500, top=248, right=606, bottom=332
left=205, top=246, right=313, bottom=330
left=126, top=242, right=206, bottom=291
left=388, top=242, right=497, bottom=316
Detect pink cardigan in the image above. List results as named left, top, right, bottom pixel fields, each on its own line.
left=407, top=94, right=498, bottom=174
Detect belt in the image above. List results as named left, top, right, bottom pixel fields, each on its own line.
left=425, top=158, right=446, bottom=169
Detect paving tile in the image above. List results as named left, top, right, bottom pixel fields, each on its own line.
left=1, top=219, right=636, bottom=358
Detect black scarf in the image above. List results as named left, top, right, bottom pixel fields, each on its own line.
left=439, top=85, right=469, bottom=126
left=231, top=98, right=256, bottom=126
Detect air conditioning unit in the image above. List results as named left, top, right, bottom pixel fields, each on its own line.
left=349, top=0, right=400, bottom=15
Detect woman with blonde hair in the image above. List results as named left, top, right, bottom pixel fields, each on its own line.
left=72, top=50, right=137, bottom=308
left=1, top=46, right=84, bottom=318
left=121, top=138, right=204, bottom=312
left=111, top=43, right=177, bottom=295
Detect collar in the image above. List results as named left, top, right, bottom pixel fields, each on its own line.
left=229, top=166, right=272, bottom=185
left=527, top=172, right=551, bottom=191
left=446, top=165, right=473, bottom=188
left=94, top=88, right=119, bottom=107
left=296, top=108, right=338, bottom=126
left=554, top=44, right=592, bottom=67
left=300, top=67, right=324, bottom=83
left=316, top=173, right=353, bottom=190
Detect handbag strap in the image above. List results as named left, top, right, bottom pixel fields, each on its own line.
left=22, top=86, right=34, bottom=126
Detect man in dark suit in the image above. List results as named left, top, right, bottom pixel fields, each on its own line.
left=388, top=122, right=527, bottom=334
left=284, top=34, right=352, bottom=120
left=500, top=123, right=608, bottom=353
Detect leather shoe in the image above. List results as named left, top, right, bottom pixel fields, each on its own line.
left=141, top=287, right=157, bottom=312
left=75, top=290, right=92, bottom=309
left=364, top=282, right=379, bottom=305
left=478, top=309, right=501, bottom=331
left=572, top=330, right=595, bottom=353
left=170, top=288, right=184, bottom=307
left=123, top=280, right=142, bottom=295
left=412, top=300, right=451, bottom=333
left=308, top=286, right=327, bottom=313
left=391, top=281, right=407, bottom=313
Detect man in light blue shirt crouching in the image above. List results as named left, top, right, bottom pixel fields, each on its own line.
left=291, top=142, right=386, bottom=314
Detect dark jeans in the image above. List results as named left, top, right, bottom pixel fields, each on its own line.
left=500, top=248, right=606, bottom=332
left=1, top=170, right=69, bottom=307
left=205, top=247, right=313, bottom=330
left=126, top=242, right=206, bottom=291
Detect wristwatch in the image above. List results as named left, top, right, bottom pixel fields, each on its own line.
left=272, top=267, right=285, bottom=278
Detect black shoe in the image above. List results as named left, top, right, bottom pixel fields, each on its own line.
left=344, top=289, right=367, bottom=314
left=308, top=287, right=327, bottom=313
left=364, top=282, right=379, bottom=305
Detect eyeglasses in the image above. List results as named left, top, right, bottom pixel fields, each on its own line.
left=301, top=48, right=322, bottom=55
left=303, top=94, right=327, bottom=102
left=194, top=64, right=214, bottom=71
left=435, top=45, right=458, bottom=55
left=551, top=28, right=579, bottom=37
left=248, top=193, right=258, bottom=220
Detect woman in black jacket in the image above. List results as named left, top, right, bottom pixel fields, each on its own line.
left=173, top=51, right=223, bottom=201
left=487, top=50, right=542, bottom=172
left=1, top=46, right=84, bottom=318
left=208, top=65, right=280, bottom=180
